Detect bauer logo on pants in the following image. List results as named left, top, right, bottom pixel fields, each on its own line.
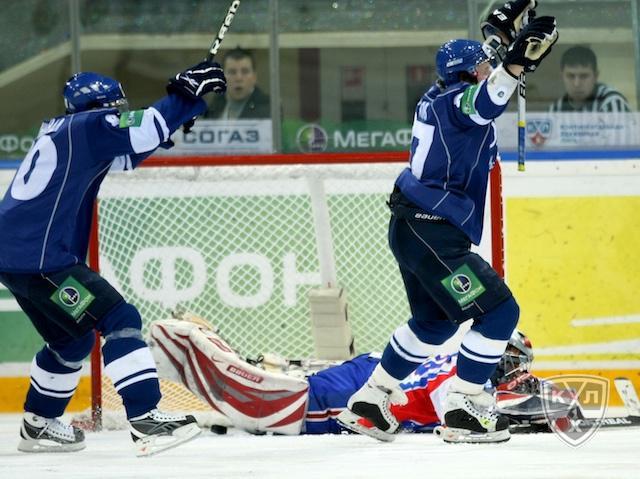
left=440, top=264, right=485, bottom=307
left=50, top=276, right=95, bottom=321
left=541, top=374, right=609, bottom=447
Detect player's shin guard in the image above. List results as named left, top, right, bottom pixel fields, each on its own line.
left=149, top=318, right=309, bottom=435
left=381, top=319, right=457, bottom=380
left=24, top=334, right=93, bottom=418
left=20, top=337, right=92, bottom=453
left=100, top=303, right=161, bottom=419
left=457, top=297, right=519, bottom=385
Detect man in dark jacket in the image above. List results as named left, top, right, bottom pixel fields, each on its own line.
left=204, top=47, right=271, bottom=119
left=549, top=45, right=631, bottom=113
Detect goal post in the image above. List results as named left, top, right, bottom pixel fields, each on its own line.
left=87, top=151, right=504, bottom=427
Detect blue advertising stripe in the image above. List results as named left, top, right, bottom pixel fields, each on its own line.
left=500, top=150, right=640, bottom=161
left=0, top=160, right=20, bottom=169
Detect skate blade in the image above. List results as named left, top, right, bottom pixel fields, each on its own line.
left=434, top=425, right=510, bottom=444
left=18, top=437, right=86, bottom=453
left=135, top=423, right=202, bottom=457
left=336, top=410, right=396, bottom=443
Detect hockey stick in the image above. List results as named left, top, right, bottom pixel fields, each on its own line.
left=206, top=0, right=241, bottom=61
left=181, top=0, right=240, bottom=134
left=517, top=72, right=526, bottom=171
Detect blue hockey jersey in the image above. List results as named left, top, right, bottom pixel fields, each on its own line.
left=396, top=75, right=510, bottom=245
left=0, top=94, right=206, bottom=273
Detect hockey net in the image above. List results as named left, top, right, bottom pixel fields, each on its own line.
left=85, top=152, right=504, bottom=428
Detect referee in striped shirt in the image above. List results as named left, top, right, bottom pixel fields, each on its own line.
left=549, top=45, right=631, bottom=112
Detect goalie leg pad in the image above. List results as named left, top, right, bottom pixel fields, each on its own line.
left=150, top=319, right=310, bottom=435
left=188, top=325, right=309, bottom=435
left=149, top=319, right=201, bottom=385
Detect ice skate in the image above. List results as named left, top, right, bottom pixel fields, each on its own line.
left=434, top=391, right=510, bottom=443
left=18, top=412, right=86, bottom=453
left=129, top=409, right=201, bottom=456
left=337, top=380, right=407, bottom=442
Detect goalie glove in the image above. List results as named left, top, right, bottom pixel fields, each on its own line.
left=167, top=61, right=227, bottom=100
left=482, top=0, right=537, bottom=45
left=503, top=16, right=558, bottom=73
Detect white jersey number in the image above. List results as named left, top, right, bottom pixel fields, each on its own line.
left=11, top=135, right=58, bottom=201
left=409, top=120, right=435, bottom=179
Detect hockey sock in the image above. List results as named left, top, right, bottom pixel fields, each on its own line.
left=381, top=317, right=458, bottom=380
left=99, top=303, right=161, bottom=419
left=24, top=332, right=94, bottom=418
left=456, top=297, right=520, bottom=386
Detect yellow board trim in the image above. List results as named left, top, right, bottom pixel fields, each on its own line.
left=0, top=377, right=92, bottom=412
left=532, top=368, right=640, bottom=407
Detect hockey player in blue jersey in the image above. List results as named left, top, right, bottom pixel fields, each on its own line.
left=337, top=1, right=559, bottom=443
left=0, top=62, right=226, bottom=455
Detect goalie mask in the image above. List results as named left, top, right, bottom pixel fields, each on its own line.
left=63, top=72, right=128, bottom=114
left=491, top=330, right=534, bottom=387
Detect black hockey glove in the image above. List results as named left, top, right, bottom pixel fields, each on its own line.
left=167, top=61, right=227, bottom=100
left=481, top=0, right=537, bottom=44
left=503, top=16, right=558, bottom=73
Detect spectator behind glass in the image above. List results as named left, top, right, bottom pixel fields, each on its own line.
left=204, top=47, right=271, bottom=119
left=549, top=45, right=631, bottom=112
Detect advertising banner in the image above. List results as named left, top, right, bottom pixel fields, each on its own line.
left=283, top=113, right=640, bottom=154
left=155, top=119, right=273, bottom=155
left=3, top=114, right=640, bottom=161
left=282, top=119, right=412, bottom=153
left=495, top=112, right=640, bottom=150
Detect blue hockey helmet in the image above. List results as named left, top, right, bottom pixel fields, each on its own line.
left=436, top=39, right=490, bottom=87
left=63, top=72, right=127, bottom=114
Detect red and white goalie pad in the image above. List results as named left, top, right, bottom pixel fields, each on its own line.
left=148, top=318, right=309, bottom=435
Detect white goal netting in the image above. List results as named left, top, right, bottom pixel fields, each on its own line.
left=91, top=160, right=499, bottom=422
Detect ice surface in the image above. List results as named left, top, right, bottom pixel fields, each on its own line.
left=1, top=414, right=638, bottom=479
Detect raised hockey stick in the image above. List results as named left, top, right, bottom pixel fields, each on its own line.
left=517, top=72, right=526, bottom=171
left=206, top=0, right=241, bottom=61
left=181, top=0, right=240, bottom=134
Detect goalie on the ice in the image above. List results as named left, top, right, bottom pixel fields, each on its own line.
left=149, top=316, right=578, bottom=437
